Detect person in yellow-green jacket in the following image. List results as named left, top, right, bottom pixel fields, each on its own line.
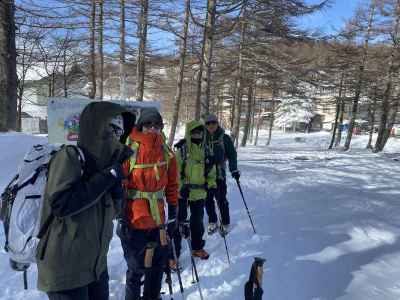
left=173, top=120, right=216, bottom=260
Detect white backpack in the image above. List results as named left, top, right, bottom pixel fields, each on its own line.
left=0, top=144, right=84, bottom=274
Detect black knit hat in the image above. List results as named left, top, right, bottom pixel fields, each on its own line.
left=136, top=108, right=163, bottom=128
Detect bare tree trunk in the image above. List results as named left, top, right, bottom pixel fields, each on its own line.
left=374, top=1, right=400, bottom=152
left=344, top=1, right=375, bottom=151
left=51, top=72, right=56, bottom=96
left=0, top=0, right=17, bottom=131
left=63, top=48, right=68, bottom=97
left=98, top=0, right=104, bottom=100
left=0, top=3, right=9, bottom=131
left=240, top=82, right=253, bottom=147
left=216, top=92, right=223, bottom=119
left=254, top=109, right=263, bottom=146
left=17, top=78, right=23, bottom=132
left=200, top=0, right=216, bottom=115
left=7, top=0, right=16, bottom=131
left=249, top=85, right=256, bottom=143
left=194, top=8, right=208, bottom=119
left=168, top=0, right=190, bottom=146
left=266, top=89, right=276, bottom=146
left=231, top=21, right=246, bottom=146
left=119, top=0, right=127, bottom=99
left=17, top=92, right=22, bottom=131
left=136, top=0, right=149, bottom=101
left=194, top=64, right=203, bottom=120
left=89, top=0, right=97, bottom=99
left=48, top=80, right=52, bottom=97
left=335, top=92, right=346, bottom=147
left=366, top=86, right=377, bottom=149
left=230, top=78, right=237, bottom=131
left=329, top=72, right=344, bottom=149
left=232, top=89, right=243, bottom=148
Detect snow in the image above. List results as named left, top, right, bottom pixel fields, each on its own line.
left=1, top=130, right=400, bottom=300
left=275, top=97, right=315, bottom=127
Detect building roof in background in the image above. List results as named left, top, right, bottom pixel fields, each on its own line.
left=22, top=103, right=47, bottom=119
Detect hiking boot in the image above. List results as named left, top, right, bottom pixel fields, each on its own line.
left=207, top=222, right=218, bottom=235
left=192, top=249, right=210, bottom=260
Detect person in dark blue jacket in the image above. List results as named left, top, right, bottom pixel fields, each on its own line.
left=204, top=114, right=240, bottom=235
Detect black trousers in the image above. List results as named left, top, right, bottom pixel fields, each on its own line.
left=47, top=270, right=109, bottom=300
left=205, top=179, right=230, bottom=225
left=118, top=226, right=168, bottom=300
left=173, top=198, right=206, bottom=257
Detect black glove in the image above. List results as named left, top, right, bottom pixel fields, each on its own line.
left=207, top=187, right=217, bottom=195
left=118, top=146, right=134, bottom=163
left=179, top=185, right=189, bottom=199
left=110, top=181, right=124, bottom=218
left=168, top=204, right=177, bottom=220
left=177, top=197, right=188, bottom=222
left=116, top=219, right=128, bottom=239
left=110, top=181, right=124, bottom=199
left=167, top=219, right=178, bottom=237
left=231, top=170, right=240, bottom=181
left=179, top=221, right=190, bottom=239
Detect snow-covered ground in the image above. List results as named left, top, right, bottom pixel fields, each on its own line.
left=1, top=130, right=400, bottom=300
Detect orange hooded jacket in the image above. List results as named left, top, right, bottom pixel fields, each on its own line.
left=123, top=128, right=178, bottom=230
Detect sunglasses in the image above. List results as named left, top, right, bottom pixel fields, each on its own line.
left=142, top=122, right=163, bottom=130
left=108, top=124, right=124, bottom=137
left=205, top=121, right=218, bottom=126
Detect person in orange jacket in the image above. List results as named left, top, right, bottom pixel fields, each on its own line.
left=117, top=108, right=179, bottom=300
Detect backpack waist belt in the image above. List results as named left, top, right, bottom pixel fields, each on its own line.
left=183, top=183, right=207, bottom=190
left=126, top=189, right=165, bottom=225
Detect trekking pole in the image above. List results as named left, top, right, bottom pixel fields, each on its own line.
left=23, top=270, right=28, bottom=290
left=165, top=266, right=174, bottom=300
left=214, top=198, right=231, bottom=265
left=191, top=265, right=195, bottom=284
left=143, top=242, right=157, bottom=299
left=171, top=237, right=185, bottom=299
left=235, top=179, right=256, bottom=234
left=185, top=237, right=204, bottom=300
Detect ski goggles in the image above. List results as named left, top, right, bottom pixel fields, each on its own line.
left=142, top=121, right=163, bottom=130
left=190, top=128, right=204, bottom=139
left=109, top=123, right=124, bottom=138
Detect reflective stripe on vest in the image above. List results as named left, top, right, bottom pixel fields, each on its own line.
left=126, top=189, right=165, bottom=225
left=126, top=137, right=171, bottom=179
left=131, top=161, right=168, bottom=181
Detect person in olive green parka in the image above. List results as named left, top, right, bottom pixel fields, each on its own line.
left=173, top=120, right=216, bottom=260
left=36, top=102, right=133, bottom=300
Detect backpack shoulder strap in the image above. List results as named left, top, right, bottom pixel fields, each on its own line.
left=126, top=136, right=140, bottom=174
left=162, top=141, right=174, bottom=167
left=177, top=143, right=187, bottom=182
left=37, top=145, right=85, bottom=242
left=220, top=133, right=226, bottom=153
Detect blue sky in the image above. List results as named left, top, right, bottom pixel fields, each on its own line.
left=298, top=0, right=364, bottom=33
left=15, top=0, right=365, bottom=55
left=152, top=1, right=366, bottom=53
